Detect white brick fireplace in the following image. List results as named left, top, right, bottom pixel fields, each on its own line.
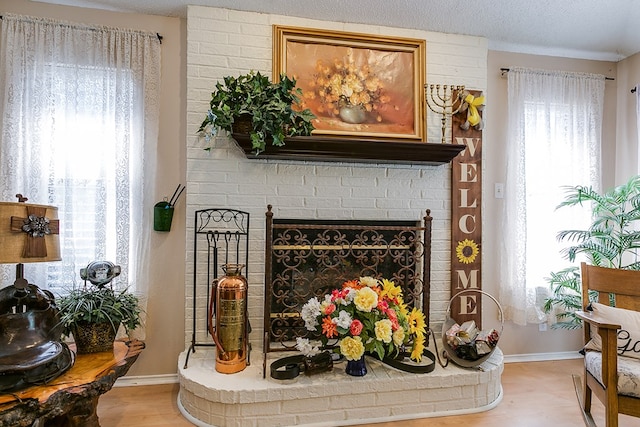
left=181, top=6, right=497, bottom=426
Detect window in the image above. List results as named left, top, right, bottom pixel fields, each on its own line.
left=40, top=65, right=134, bottom=292
left=0, top=14, right=160, bottom=318
left=499, top=67, right=604, bottom=325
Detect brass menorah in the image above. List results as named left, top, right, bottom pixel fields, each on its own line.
left=425, top=84, right=465, bottom=144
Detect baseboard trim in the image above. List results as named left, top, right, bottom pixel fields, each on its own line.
left=111, top=351, right=581, bottom=386
left=113, top=373, right=178, bottom=387
left=503, top=351, right=582, bottom=363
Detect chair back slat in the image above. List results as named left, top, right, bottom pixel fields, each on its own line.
left=581, top=262, right=640, bottom=310
left=613, top=295, right=640, bottom=311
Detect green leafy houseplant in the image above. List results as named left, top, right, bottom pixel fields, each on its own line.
left=57, top=285, right=142, bottom=352
left=198, top=71, right=316, bottom=154
left=544, top=175, right=640, bottom=328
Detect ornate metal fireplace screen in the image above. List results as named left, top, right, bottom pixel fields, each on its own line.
left=263, top=205, right=432, bottom=353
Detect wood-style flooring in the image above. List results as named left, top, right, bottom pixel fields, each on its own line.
left=97, top=358, right=640, bottom=426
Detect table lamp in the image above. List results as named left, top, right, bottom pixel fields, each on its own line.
left=0, top=195, right=61, bottom=294
left=0, top=195, right=74, bottom=392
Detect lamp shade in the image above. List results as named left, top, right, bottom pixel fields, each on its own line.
left=0, top=202, right=61, bottom=264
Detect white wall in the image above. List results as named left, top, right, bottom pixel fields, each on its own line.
left=185, top=6, right=488, bottom=351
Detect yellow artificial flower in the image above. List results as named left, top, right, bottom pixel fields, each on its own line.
left=392, top=326, right=405, bottom=347
left=410, top=335, right=425, bottom=362
left=380, top=278, right=401, bottom=301
left=408, top=307, right=426, bottom=336
left=354, top=286, right=378, bottom=312
left=339, top=336, right=365, bottom=361
left=359, top=276, right=378, bottom=288
left=396, top=296, right=409, bottom=317
left=374, top=319, right=393, bottom=343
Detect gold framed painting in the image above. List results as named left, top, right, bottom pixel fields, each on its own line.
left=273, top=25, right=426, bottom=141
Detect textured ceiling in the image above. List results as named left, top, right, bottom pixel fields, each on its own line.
left=32, top=0, right=640, bottom=61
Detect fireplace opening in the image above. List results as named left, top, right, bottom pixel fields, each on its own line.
left=263, top=205, right=432, bottom=352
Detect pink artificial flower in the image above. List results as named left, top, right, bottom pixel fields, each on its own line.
left=377, top=300, right=389, bottom=312
left=390, top=318, right=400, bottom=331
left=387, top=309, right=400, bottom=330
left=324, top=303, right=336, bottom=315
left=350, top=319, right=363, bottom=336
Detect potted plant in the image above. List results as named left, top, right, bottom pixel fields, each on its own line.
left=198, top=71, right=316, bottom=154
left=544, top=175, right=640, bottom=328
left=57, top=262, right=142, bottom=353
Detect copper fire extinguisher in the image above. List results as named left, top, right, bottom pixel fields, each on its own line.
left=208, top=263, right=248, bottom=374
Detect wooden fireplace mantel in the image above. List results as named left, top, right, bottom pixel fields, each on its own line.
left=232, top=134, right=465, bottom=165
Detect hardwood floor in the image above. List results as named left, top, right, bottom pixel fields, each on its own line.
left=97, top=358, right=640, bottom=426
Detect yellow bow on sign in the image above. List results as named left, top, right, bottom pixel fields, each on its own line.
left=463, top=93, right=485, bottom=127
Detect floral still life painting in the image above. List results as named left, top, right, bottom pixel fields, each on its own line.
left=289, top=45, right=414, bottom=138
left=296, top=276, right=427, bottom=363
left=273, top=26, right=426, bottom=141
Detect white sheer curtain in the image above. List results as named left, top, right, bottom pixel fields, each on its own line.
left=0, top=14, right=161, bottom=335
left=499, top=67, right=604, bottom=326
left=637, top=83, right=640, bottom=172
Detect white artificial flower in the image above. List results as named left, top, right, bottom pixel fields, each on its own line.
left=344, top=287, right=356, bottom=304
left=301, top=298, right=321, bottom=331
left=295, top=337, right=320, bottom=357
left=332, top=310, right=353, bottom=329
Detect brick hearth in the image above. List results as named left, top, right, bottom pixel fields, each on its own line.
left=177, top=348, right=503, bottom=427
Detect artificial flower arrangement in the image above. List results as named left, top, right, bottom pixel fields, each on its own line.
left=296, top=276, right=427, bottom=362
left=306, top=52, right=391, bottom=122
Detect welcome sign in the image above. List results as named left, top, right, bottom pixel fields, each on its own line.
left=450, top=91, right=483, bottom=328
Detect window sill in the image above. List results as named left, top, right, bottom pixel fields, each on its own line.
left=231, top=134, right=465, bottom=165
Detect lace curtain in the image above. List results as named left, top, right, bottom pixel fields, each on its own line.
left=637, top=83, right=640, bottom=172
left=0, top=14, right=161, bottom=335
left=499, top=67, right=604, bottom=326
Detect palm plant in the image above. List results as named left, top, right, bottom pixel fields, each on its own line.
left=544, top=175, right=640, bottom=328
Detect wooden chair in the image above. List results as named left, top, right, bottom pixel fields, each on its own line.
left=574, top=262, right=640, bottom=427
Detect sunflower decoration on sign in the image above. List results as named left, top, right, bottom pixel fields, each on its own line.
left=455, top=239, right=479, bottom=264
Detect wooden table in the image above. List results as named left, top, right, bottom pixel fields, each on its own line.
left=0, top=339, right=144, bottom=427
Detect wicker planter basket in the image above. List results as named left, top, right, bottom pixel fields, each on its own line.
left=72, top=321, right=117, bottom=354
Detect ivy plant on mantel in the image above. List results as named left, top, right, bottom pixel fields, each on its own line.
left=231, top=134, right=465, bottom=165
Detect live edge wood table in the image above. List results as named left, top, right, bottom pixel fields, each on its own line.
left=0, top=339, right=144, bottom=427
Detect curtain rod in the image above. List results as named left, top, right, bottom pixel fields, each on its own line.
left=500, top=67, right=614, bottom=81
left=0, top=15, right=163, bottom=44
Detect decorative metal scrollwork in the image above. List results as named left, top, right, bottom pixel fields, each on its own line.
left=264, top=205, right=432, bottom=352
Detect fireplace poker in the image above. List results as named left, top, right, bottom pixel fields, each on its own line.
left=168, top=184, right=185, bottom=207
